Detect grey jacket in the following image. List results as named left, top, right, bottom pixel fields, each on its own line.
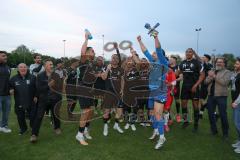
left=205, top=69, right=231, bottom=97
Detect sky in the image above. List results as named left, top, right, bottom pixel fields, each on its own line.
left=0, top=0, right=239, bottom=59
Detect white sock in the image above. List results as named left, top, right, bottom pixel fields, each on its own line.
left=160, top=134, right=165, bottom=139
left=164, top=112, right=169, bottom=125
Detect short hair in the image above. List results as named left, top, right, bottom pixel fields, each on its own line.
left=17, top=63, right=27, bottom=68
left=171, top=56, right=177, bottom=61
left=33, top=53, right=41, bottom=59
left=204, top=54, right=211, bottom=61
left=86, top=47, right=93, bottom=52
left=43, top=59, right=52, bottom=65
left=0, top=51, right=7, bottom=55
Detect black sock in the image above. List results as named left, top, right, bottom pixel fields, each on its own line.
left=103, top=117, right=109, bottom=124
left=85, top=122, right=90, bottom=128
left=115, top=119, right=119, bottom=123
left=194, top=109, right=200, bottom=124
left=78, top=126, right=85, bottom=133
left=182, top=107, right=188, bottom=122
left=176, top=100, right=180, bottom=114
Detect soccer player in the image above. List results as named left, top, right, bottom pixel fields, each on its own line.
left=75, top=32, right=96, bottom=145
left=163, top=66, right=176, bottom=132
left=101, top=43, right=124, bottom=136
left=177, top=48, right=205, bottom=132
left=137, top=34, right=168, bottom=150
left=169, top=56, right=182, bottom=123
left=122, top=57, right=139, bottom=131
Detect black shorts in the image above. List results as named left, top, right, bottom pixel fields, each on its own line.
left=78, top=97, right=94, bottom=109
left=137, top=99, right=149, bottom=110
left=181, top=85, right=200, bottom=100
left=66, top=96, right=77, bottom=101
left=174, top=86, right=180, bottom=99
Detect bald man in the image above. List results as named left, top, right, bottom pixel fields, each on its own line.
left=10, top=63, right=36, bottom=135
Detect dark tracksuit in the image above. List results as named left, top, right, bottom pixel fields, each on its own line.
left=32, top=70, right=64, bottom=136
left=9, top=72, right=36, bottom=132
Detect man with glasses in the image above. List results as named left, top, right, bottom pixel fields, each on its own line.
left=205, top=57, right=231, bottom=139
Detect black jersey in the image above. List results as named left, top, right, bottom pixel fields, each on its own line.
left=105, top=66, right=123, bottom=92
left=78, top=61, right=96, bottom=87
left=179, top=59, right=203, bottom=86
left=93, top=64, right=106, bottom=90
left=170, top=65, right=180, bottom=88
left=203, top=62, right=213, bottom=77
left=231, top=73, right=240, bottom=102
left=66, top=67, right=78, bottom=85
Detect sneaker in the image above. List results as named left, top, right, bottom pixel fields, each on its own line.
left=76, top=132, right=88, bottom=145
left=140, top=122, right=145, bottom=127
left=30, top=135, right=37, bottom=143
left=234, top=147, right=240, bottom=154
left=84, top=128, right=92, bottom=140
left=145, top=122, right=151, bottom=127
left=149, top=129, right=159, bottom=140
left=19, top=129, right=28, bottom=135
left=124, top=123, right=130, bottom=130
left=176, top=115, right=181, bottom=123
left=155, top=137, right=166, bottom=150
left=55, top=128, right=62, bottom=135
left=164, top=125, right=170, bottom=132
left=103, top=124, right=108, bottom=136
left=0, top=127, right=12, bottom=133
left=232, top=141, right=240, bottom=148
left=113, top=123, right=124, bottom=134
left=130, top=124, right=136, bottom=131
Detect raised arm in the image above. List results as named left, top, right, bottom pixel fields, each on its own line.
left=137, top=35, right=154, bottom=62
left=113, top=43, right=121, bottom=66
left=81, top=32, right=90, bottom=55
left=154, top=35, right=168, bottom=65
left=130, top=47, right=141, bottom=64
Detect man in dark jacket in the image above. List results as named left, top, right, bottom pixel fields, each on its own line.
left=10, top=63, right=36, bottom=135
left=0, top=51, right=11, bottom=133
left=30, top=59, right=54, bottom=143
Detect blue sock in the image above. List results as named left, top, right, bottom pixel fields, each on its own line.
left=150, top=115, right=157, bottom=129
left=157, top=118, right=165, bottom=135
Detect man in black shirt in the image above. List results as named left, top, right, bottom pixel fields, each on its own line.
left=93, top=56, right=106, bottom=108
left=30, top=60, right=54, bottom=143
left=122, top=57, right=139, bottom=131
left=177, top=48, right=204, bottom=132
left=0, top=51, right=11, bottom=133
left=66, top=58, right=80, bottom=120
left=199, top=54, right=213, bottom=119
left=75, top=32, right=96, bottom=145
left=101, top=43, right=124, bottom=136
left=10, top=63, right=36, bottom=135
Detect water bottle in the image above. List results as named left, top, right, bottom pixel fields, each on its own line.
left=85, top=29, right=93, bottom=40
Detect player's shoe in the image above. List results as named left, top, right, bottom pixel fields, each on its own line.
left=155, top=137, right=166, bottom=150
left=103, top=124, right=108, bottom=136
left=131, top=124, right=136, bottom=131
left=113, top=123, right=124, bottom=134
left=149, top=129, right=159, bottom=140
left=124, top=123, right=130, bottom=130
left=76, top=132, right=88, bottom=145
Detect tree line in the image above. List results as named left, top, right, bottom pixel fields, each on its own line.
left=3, top=45, right=238, bottom=70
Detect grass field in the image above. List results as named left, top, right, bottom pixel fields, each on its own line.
left=0, top=71, right=240, bottom=160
